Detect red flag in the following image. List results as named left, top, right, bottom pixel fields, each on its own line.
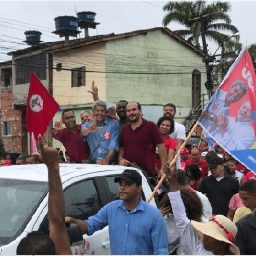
left=26, top=73, right=59, bottom=139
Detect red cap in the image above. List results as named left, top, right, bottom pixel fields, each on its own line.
left=180, top=148, right=190, bottom=155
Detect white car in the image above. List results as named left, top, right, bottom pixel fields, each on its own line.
left=0, top=163, right=156, bottom=255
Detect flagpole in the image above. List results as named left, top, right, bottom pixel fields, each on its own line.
left=27, top=132, right=31, bottom=154
left=147, top=122, right=198, bottom=203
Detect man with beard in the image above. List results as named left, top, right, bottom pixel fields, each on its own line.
left=163, top=103, right=186, bottom=169
left=65, top=169, right=168, bottom=255
left=119, top=102, right=167, bottom=178
left=53, top=110, right=90, bottom=163
left=163, top=103, right=186, bottom=151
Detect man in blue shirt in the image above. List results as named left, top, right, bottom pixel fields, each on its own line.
left=65, top=169, right=168, bottom=255
left=81, top=100, right=119, bottom=164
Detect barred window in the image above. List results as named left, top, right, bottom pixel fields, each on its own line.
left=2, top=121, right=12, bottom=136
left=71, top=66, right=85, bottom=87
left=15, top=53, right=46, bottom=84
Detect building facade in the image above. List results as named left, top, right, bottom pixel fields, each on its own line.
left=5, top=27, right=206, bottom=154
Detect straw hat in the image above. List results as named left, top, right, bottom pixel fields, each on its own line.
left=191, top=215, right=239, bottom=252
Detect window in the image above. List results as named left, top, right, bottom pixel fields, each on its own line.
left=71, top=66, right=85, bottom=87
left=1, top=68, right=12, bottom=88
left=0, top=179, right=47, bottom=244
left=192, top=69, right=201, bottom=108
left=105, top=176, right=120, bottom=201
left=15, top=53, right=46, bottom=84
left=64, top=179, right=100, bottom=220
left=2, top=121, right=12, bottom=136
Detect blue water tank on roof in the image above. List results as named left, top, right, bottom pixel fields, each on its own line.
left=77, top=11, right=96, bottom=23
left=53, top=16, right=80, bottom=37
left=24, top=30, right=42, bottom=45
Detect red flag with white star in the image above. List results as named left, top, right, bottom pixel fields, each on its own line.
left=26, top=73, right=59, bottom=139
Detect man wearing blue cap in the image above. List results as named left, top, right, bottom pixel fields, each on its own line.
left=65, top=169, right=168, bottom=255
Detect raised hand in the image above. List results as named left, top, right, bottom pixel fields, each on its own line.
left=164, top=163, right=179, bottom=191
left=88, top=118, right=99, bottom=132
left=87, top=81, right=99, bottom=101
left=38, top=134, right=59, bottom=170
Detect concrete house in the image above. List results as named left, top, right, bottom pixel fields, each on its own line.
left=6, top=26, right=206, bottom=154
left=0, top=61, right=22, bottom=155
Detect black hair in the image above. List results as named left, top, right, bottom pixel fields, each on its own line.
left=137, top=102, right=142, bottom=110
left=16, top=155, right=26, bottom=160
left=157, top=116, right=175, bottom=134
left=180, top=189, right=202, bottom=222
left=62, top=109, right=75, bottom=116
left=163, top=103, right=176, bottom=113
left=117, top=100, right=128, bottom=105
left=205, top=150, right=218, bottom=163
left=16, top=231, right=55, bottom=255
left=157, top=189, right=202, bottom=222
left=177, top=171, right=190, bottom=185
left=185, top=164, right=202, bottom=181
left=240, top=179, right=256, bottom=194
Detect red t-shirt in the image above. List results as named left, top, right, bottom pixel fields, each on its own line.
left=120, top=119, right=163, bottom=177
left=53, top=125, right=90, bottom=163
left=181, top=159, right=189, bottom=171
left=163, top=136, right=177, bottom=151
left=185, top=159, right=209, bottom=177
left=156, top=136, right=176, bottom=170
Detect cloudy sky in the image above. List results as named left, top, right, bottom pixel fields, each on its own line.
left=0, top=0, right=255, bottom=62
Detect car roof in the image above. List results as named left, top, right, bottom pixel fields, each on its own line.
left=0, top=164, right=128, bottom=182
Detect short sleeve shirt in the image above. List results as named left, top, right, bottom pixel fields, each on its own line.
left=120, top=119, right=163, bottom=176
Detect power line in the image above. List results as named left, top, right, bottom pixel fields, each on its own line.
left=13, top=61, right=206, bottom=75
left=0, top=16, right=53, bottom=30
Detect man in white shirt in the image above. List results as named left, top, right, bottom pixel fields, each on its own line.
left=163, top=103, right=186, bottom=168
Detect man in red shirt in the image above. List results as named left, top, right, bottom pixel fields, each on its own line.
left=119, top=102, right=167, bottom=178
left=180, top=148, right=190, bottom=170
left=53, top=109, right=90, bottom=163
left=185, top=147, right=208, bottom=177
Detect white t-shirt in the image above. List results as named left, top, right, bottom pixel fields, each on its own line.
left=168, top=191, right=213, bottom=255
left=235, top=170, right=244, bottom=183
left=170, top=121, right=186, bottom=141
left=170, top=121, right=186, bottom=169
left=195, top=191, right=213, bottom=222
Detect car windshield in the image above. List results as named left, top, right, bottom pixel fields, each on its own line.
left=0, top=179, right=47, bottom=245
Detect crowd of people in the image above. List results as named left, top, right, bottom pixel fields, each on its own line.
left=3, top=83, right=256, bottom=255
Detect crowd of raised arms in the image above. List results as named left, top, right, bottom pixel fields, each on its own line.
left=5, top=82, right=256, bottom=255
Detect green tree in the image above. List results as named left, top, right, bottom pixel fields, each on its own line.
left=163, top=1, right=239, bottom=91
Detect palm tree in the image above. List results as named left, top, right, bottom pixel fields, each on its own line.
left=213, top=38, right=241, bottom=83
left=163, top=1, right=239, bottom=91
